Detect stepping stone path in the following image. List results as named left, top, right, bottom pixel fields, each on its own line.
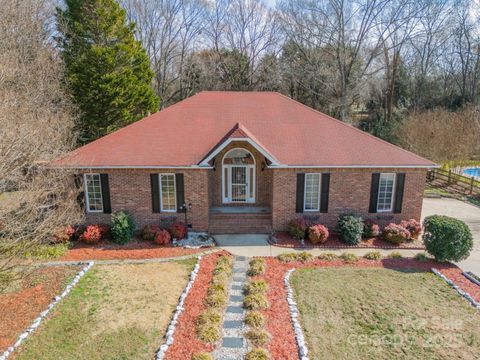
left=214, top=256, right=249, bottom=360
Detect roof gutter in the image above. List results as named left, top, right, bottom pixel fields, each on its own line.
left=267, top=164, right=439, bottom=169
left=52, top=165, right=214, bottom=170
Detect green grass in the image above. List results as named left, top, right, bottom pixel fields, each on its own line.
left=291, top=268, right=480, bottom=360
left=15, top=262, right=192, bottom=360
left=23, top=243, right=70, bottom=260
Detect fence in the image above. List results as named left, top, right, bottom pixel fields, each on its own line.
left=428, top=168, right=480, bottom=197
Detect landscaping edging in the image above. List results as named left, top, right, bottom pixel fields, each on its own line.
left=156, top=256, right=202, bottom=360
left=0, top=261, right=94, bottom=360
left=432, top=268, right=480, bottom=310
left=463, top=271, right=480, bottom=287
left=284, top=269, right=309, bottom=360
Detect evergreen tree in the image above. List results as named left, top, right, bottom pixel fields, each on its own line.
left=57, top=0, right=159, bottom=143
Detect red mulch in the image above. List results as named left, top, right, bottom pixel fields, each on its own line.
left=272, top=231, right=425, bottom=249
left=60, top=239, right=207, bottom=261
left=0, top=266, right=80, bottom=352
left=165, top=251, right=230, bottom=359
left=258, top=257, right=478, bottom=360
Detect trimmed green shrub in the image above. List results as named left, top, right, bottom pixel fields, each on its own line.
left=288, top=218, right=308, bottom=240
left=318, top=253, right=339, bottom=261
left=363, top=251, right=382, bottom=260
left=192, top=353, right=213, bottom=360
left=110, top=211, right=135, bottom=245
left=245, top=348, right=269, bottom=360
left=248, top=258, right=266, bottom=276
left=244, top=293, right=269, bottom=310
left=340, top=252, right=359, bottom=263
left=245, top=329, right=270, bottom=346
left=338, top=214, right=364, bottom=245
left=387, top=251, right=403, bottom=259
left=244, top=280, right=268, bottom=295
left=245, top=311, right=264, bottom=328
left=423, top=215, right=473, bottom=262
left=414, top=252, right=429, bottom=262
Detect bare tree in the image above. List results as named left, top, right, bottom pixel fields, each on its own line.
left=0, top=0, right=82, bottom=286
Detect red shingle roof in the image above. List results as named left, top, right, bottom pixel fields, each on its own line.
left=53, top=91, right=436, bottom=168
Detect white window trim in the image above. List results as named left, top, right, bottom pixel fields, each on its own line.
left=377, top=173, right=396, bottom=213
left=84, top=173, right=103, bottom=213
left=159, top=173, right=177, bottom=212
left=303, top=173, right=321, bottom=212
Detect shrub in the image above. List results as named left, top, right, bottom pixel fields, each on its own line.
left=248, top=258, right=266, bottom=276
left=142, top=224, right=161, bottom=241
left=245, top=311, right=264, bottom=328
left=363, top=220, right=380, bottom=238
left=80, top=225, right=102, bottom=244
left=52, top=225, right=76, bottom=244
left=414, top=252, right=429, bottom=262
left=276, top=253, right=298, bottom=263
left=110, top=211, right=135, bottom=245
left=297, top=251, right=313, bottom=262
left=245, top=348, right=269, bottom=360
left=192, top=353, right=213, bottom=360
left=205, top=290, right=227, bottom=308
left=245, top=329, right=270, bottom=346
left=388, top=251, right=403, bottom=259
left=154, top=229, right=171, bottom=246
left=196, top=322, right=220, bottom=343
left=169, top=221, right=187, bottom=240
left=400, top=219, right=422, bottom=239
left=244, top=293, right=269, bottom=310
left=423, top=215, right=473, bottom=262
left=287, top=218, right=308, bottom=240
left=244, top=280, right=268, bottom=295
left=308, top=224, right=329, bottom=244
left=338, top=214, right=364, bottom=245
left=382, top=223, right=410, bottom=245
left=318, top=253, right=339, bottom=261
left=196, top=309, right=222, bottom=326
left=363, top=251, right=382, bottom=260
left=98, top=224, right=110, bottom=238
left=340, top=252, right=359, bottom=263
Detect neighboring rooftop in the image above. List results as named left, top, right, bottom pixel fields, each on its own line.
left=53, top=91, right=436, bottom=168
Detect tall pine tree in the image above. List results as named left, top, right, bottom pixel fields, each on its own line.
left=57, top=0, right=159, bottom=143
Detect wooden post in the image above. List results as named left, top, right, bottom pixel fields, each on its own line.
left=470, top=177, right=474, bottom=195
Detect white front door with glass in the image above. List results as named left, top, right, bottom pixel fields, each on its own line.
left=222, top=148, right=255, bottom=203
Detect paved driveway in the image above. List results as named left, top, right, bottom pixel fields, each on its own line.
left=421, top=198, right=480, bottom=273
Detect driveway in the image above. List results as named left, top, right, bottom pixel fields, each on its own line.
left=421, top=198, right=480, bottom=273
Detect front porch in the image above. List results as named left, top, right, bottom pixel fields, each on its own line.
left=209, top=206, right=272, bottom=234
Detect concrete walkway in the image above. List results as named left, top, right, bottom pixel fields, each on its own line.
left=214, top=256, right=248, bottom=360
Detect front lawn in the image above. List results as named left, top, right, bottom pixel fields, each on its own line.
left=15, top=260, right=195, bottom=359
left=291, top=268, right=480, bottom=360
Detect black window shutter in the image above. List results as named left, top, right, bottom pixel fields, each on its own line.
left=100, top=174, right=111, bottom=214
left=320, top=173, right=330, bottom=213
left=74, top=174, right=85, bottom=210
left=296, top=173, right=305, bottom=213
left=369, top=173, right=380, bottom=213
left=394, top=173, right=405, bottom=213
left=150, top=174, right=160, bottom=213
left=175, top=173, right=185, bottom=213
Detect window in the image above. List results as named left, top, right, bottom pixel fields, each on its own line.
left=377, top=173, right=395, bottom=212
left=160, top=174, right=176, bottom=212
left=84, top=174, right=103, bottom=212
left=304, top=173, right=321, bottom=211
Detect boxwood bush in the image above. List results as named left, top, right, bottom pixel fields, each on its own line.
left=423, top=215, right=473, bottom=262
left=110, top=211, right=135, bottom=245
left=338, top=214, right=364, bottom=245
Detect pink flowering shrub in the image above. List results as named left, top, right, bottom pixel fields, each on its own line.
left=169, top=222, right=187, bottom=240
left=383, top=223, right=411, bottom=245
left=80, top=225, right=102, bottom=244
left=52, top=225, right=76, bottom=244
left=142, top=224, right=162, bottom=241
left=400, top=219, right=422, bottom=239
left=288, top=218, right=308, bottom=240
left=308, top=225, right=329, bottom=244
left=363, top=220, right=381, bottom=238
left=154, top=229, right=172, bottom=245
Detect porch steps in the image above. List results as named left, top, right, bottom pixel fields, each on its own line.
left=209, top=212, right=272, bottom=234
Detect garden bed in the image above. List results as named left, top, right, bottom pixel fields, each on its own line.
left=0, top=265, right=81, bottom=353
left=271, top=231, right=425, bottom=249
left=258, top=257, right=479, bottom=359
left=59, top=238, right=207, bottom=261
left=13, top=261, right=194, bottom=359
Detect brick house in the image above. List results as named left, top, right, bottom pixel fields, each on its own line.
left=54, top=91, right=436, bottom=234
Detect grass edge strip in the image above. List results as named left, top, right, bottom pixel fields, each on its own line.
left=284, top=269, right=309, bottom=360
left=431, top=268, right=480, bottom=310
left=156, top=255, right=202, bottom=359
left=0, top=261, right=95, bottom=360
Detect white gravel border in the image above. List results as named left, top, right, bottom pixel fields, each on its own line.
left=284, top=269, right=309, bottom=360
left=0, top=261, right=94, bottom=360
left=432, top=268, right=480, bottom=310
left=155, top=255, right=202, bottom=360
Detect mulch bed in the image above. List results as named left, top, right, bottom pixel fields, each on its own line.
left=60, top=239, right=207, bottom=261
left=165, top=251, right=230, bottom=359
left=271, top=231, right=425, bottom=249
left=0, top=266, right=80, bottom=353
left=257, top=257, right=479, bottom=360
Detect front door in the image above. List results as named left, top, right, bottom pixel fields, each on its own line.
left=223, top=165, right=255, bottom=203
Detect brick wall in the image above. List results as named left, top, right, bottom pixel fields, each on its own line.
left=84, top=168, right=209, bottom=231
left=271, top=168, right=426, bottom=231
